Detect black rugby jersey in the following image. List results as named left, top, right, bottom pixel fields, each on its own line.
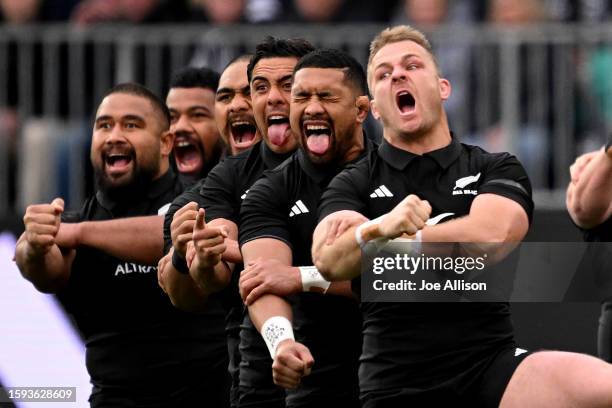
left=57, top=169, right=228, bottom=397
left=162, top=141, right=294, bottom=407
left=566, top=216, right=612, bottom=301
left=318, top=136, right=533, bottom=393
left=239, top=137, right=373, bottom=405
left=163, top=141, right=293, bottom=254
left=584, top=217, right=612, bottom=242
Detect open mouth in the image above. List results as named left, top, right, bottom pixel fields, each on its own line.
left=103, top=151, right=134, bottom=176
left=173, top=135, right=202, bottom=175
left=266, top=115, right=291, bottom=147
left=229, top=118, right=258, bottom=148
left=303, top=121, right=332, bottom=156
left=396, top=90, right=416, bottom=114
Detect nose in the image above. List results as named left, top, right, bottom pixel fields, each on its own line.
left=171, top=114, right=193, bottom=135
left=304, top=99, right=325, bottom=117
left=266, top=84, right=287, bottom=108
left=391, top=67, right=407, bottom=83
left=105, top=124, right=128, bottom=144
left=229, top=93, right=249, bottom=113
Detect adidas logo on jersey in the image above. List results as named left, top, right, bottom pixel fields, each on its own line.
left=370, top=185, right=394, bottom=198
left=514, top=347, right=528, bottom=357
left=289, top=200, right=309, bottom=217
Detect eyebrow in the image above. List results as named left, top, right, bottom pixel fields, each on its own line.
left=251, top=76, right=269, bottom=84
left=123, top=114, right=146, bottom=122
left=374, top=53, right=420, bottom=71
left=95, top=114, right=145, bottom=123
left=216, top=87, right=235, bottom=95
left=95, top=115, right=113, bottom=123
left=251, top=74, right=293, bottom=84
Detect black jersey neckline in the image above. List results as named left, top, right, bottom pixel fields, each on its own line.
left=378, top=132, right=462, bottom=171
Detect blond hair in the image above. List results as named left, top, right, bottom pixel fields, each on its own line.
left=367, top=25, right=441, bottom=88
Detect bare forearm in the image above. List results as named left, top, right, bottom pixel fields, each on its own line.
left=160, top=260, right=210, bottom=312
left=190, top=258, right=233, bottom=295
left=313, top=226, right=362, bottom=282
left=15, top=238, right=71, bottom=293
left=79, top=216, right=164, bottom=264
left=222, top=238, right=242, bottom=264
left=249, top=294, right=293, bottom=331
left=568, top=151, right=612, bottom=228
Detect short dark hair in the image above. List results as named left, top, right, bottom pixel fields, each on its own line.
left=247, top=37, right=315, bottom=82
left=294, top=48, right=368, bottom=96
left=169, top=66, right=220, bottom=92
left=224, top=54, right=253, bottom=71
left=104, top=82, right=171, bottom=130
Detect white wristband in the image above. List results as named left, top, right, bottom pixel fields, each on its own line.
left=412, top=230, right=423, bottom=255
left=261, top=316, right=294, bottom=358
left=299, top=266, right=331, bottom=293
left=355, top=215, right=385, bottom=248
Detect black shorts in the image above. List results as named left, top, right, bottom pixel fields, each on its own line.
left=89, top=367, right=230, bottom=408
left=361, top=346, right=532, bottom=408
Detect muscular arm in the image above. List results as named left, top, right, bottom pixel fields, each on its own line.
left=241, top=238, right=293, bottom=331
left=314, top=195, right=431, bottom=281
left=158, top=249, right=210, bottom=312
left=566, top=147, right=612, bottom=229
left=189, top=215, right=236, bottom=293
left=15, top=198, right=75, bottom=293
left=57, top=215, right=164, bottom=265
left=159, top=211, right=236, bottom=311
left=423, top=194, right=528, bottom=244
left=314, top=194, right=527, bottom=280
left=312, top=211, right=366, bottom=282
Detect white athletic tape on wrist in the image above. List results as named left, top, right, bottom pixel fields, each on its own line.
left=299, top=266, right=331, bottom=293
left=261, top=316, right=295, bottom=358
left=411, top=230, right=423, bottom=255
left=355, top=215, right=385, bottom=248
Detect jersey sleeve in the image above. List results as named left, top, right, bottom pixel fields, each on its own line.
left=239, top=170, right=290, bottom=248
left=163, top=183, right=204, bottom=255
left=200, top=160, right=239, bottom=224
left=318, top=159, right=369, bottom=221
left=479, top=152, right=534, bottom=223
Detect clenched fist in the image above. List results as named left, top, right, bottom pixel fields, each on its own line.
left=272, top=339, right=314, bottom=389
left=378, top=194, right=431, bottom=239
left=23, top=198, right=64, bottom=257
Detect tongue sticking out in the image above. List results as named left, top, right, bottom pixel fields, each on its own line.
left=267, top=123, right=290, bottom=146
left=307, top=134, right=330, bottom=155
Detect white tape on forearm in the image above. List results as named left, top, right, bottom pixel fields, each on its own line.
left=261, top=316, right=294, bottom=358
left=355, top=215, right=385, bottom=248
left=299, top=266, right=331, bottom=293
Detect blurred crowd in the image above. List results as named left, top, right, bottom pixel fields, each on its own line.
left=0, top=0, right=611, bottom=25
left=2, top=0, right=612, bottom=215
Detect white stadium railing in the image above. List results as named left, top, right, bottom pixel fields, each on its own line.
left=2, top=23, right=612, bottom=212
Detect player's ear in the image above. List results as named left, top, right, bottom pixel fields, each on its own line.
left=355, top=96, right=369, bottom=124
left=370, top=99, right=381, bottom=120
left=439, top=78, right=451, bottom=101
left=160, top=130, right=174, bottom=157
